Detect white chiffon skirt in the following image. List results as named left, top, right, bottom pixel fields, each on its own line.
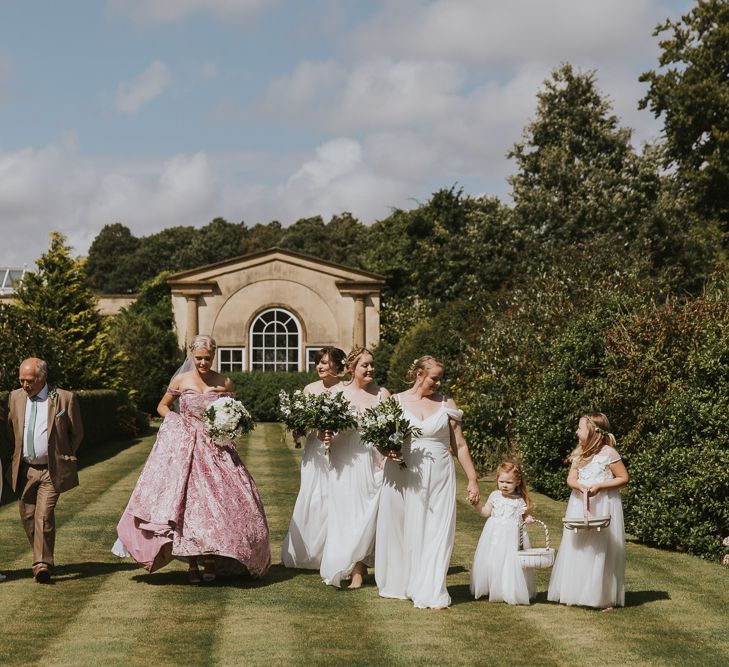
left=470, top=517, right=536, bottom=605
left=376, top=439, right=456, bottom=608
left=281, top=432, right=329, bottom=569
left=320, top=430, right=383, bottom=587
left=548, top=488, right=625, bottom=608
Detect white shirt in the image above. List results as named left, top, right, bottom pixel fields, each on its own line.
left=23, top=384, right=49, bottom=464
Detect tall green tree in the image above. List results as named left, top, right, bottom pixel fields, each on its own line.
left=15, top=232, right=122, bottom=389
left=509, top=64, right=645, bottom=247
left=640, top=0, right=729, bottom=243
left=85, top=223, right=141, bottom=293
left=107, top=272, right=182, bottom=412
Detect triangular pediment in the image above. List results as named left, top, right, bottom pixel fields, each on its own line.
left=167, top=247, right=384, bottom=288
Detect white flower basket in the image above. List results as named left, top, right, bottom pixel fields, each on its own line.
left=562, top=489, right=611, bottom=531
left=517, top=518, right=556, bottom=570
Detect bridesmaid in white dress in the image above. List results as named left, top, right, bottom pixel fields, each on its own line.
left=320, top=347, right=389, bottom=589
left=375, top=356, right=481, bottom=608
left=548, top=412, right=629, bottom=609
left=281, top=347, right=345, bottom=569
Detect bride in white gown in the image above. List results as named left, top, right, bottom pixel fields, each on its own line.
left=319, top=347, right=389, bottom=589
left=281, top=347, right=345, bottom=569
left=375, top=356, right=481, bottom=608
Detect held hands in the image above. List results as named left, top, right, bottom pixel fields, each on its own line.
left=523, top=514, right=536, bottom=524
left=466, top=480, right=480, bottom=506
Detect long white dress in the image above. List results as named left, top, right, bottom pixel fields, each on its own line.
left=319, top=397, right=384, bottom=587
left=375, top=398, right=460, bottom=608
left=548, top=445, right=626, bottom=608
left=470, top=491, right=536, bottom=605
left=281, top=431, right=329, bottom=569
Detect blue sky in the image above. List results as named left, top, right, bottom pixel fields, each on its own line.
left=0, top=0, right=693, bottom=267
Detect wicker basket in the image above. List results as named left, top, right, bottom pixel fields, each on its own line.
left=517, top=518, right=556, bottom=569
left=562, top=489, right=611, bottom=531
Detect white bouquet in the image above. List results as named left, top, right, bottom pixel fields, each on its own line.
left=359, top=397, right=422, bottom=466
left=203, top=396, right=255, bottom=445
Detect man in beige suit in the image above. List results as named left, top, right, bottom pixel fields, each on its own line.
left=7, top=358, right=84, bottom=583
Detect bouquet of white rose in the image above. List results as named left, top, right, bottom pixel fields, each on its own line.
left=278, top=389, right=312, bottom=446
left=203, top=396, right=255, bottom=445
left=307, top=390, right=358, bottom=453
left=359, top=397, right=422, bottom=466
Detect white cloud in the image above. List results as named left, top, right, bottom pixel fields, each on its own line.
left=116, top=61, right=171, bottom=114
left=280, top=138, right=410, bottom=222
left=107, top=0, right=273, bottom=23
left=350, top=0, right=661, bottom=65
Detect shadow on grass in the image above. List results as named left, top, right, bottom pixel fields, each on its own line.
left=0, top=560, right=141, bottom=583
left=131, top=562, right=300, bottom=589
left=624, top=589, right=671, bottom=607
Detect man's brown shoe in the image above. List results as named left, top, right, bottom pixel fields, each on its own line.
left=33, top=565, right=51, bottom=583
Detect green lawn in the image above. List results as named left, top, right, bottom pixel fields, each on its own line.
left=1, top=424, right=727, bottom=667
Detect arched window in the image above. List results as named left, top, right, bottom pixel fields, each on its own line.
left=249, top=308, right=301, bottom=371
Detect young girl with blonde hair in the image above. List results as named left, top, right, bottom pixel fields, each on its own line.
left=470, top=460, right=536, bottom=605
left=548, top=412, right=629, bottom=609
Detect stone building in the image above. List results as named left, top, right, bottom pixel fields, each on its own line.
left=166, top=247, right=384, bottom=372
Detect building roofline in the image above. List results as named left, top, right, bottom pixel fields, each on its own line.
left=166, top=246, right=386, bottom=282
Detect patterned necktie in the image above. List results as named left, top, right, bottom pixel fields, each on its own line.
left=26, top=396, right=37, bottom=460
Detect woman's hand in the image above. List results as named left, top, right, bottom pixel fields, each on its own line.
left=587, top=484, right=602, bottom=497
left=466, top=480, right=480, bottom=506
left=319, top=429, right=334, bottom=444
left=523, top=514, right=536, bottom=524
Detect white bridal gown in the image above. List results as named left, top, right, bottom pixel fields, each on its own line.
left=281, top=431, right=330, bottom=569
left=375, top=397, right=461, bottom=608
left=470, top=491, right=536, bottom=605
left=548, top=445, right=626, bottom=608
left=319, top=395, right=385, bottom=587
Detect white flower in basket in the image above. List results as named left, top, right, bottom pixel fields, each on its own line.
left=562, top=489, right=611, bottom=531
left=517, top=518, right=556, bottom=570
left=203, top=396, right=255, bottom=446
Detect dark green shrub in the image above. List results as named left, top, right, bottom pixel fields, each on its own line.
left=514, top=309, right=619, bottom=498
left=107, top=272, right=182, bottom=413
left=76, top=390, right=148, bottom=448
left=386, top=299, right=480, bottom=394
left=231, top=371, right=317, bottom=421
left=626, top=387, right=729, bottom=559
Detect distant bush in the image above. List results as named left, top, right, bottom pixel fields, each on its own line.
left=0, top=389, right=147, bottom=463
left=231, top=371, right=317, bottom=421
left=76, top=390, right=148, bottom=448
left=387, top=299, right=481, bottom=394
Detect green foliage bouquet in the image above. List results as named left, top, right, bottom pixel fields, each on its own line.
left=203, top=396, right=255, bottom=446
left=307, top=390, right=358, bottom=453
left=359, top=397, right=422, bottom=466
left=278, top=389, right=312, bottom=445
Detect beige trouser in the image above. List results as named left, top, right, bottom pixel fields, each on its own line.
left=18, top=464, right=59, bottom=568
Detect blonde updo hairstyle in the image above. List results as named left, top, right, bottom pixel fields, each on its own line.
left=571, top=411, right=617, bottom=467
left=189, top=334, right=217, bottom=355
left=406, top=355, right=443, bottom=384
left=345, top=346, right=373, bottom=375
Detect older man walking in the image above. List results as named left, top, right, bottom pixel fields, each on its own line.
left=7, top=358, right=84, bottom=583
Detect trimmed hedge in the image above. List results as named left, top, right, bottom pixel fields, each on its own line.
left=230, top=371, right=318, bottom=421
left=0, top=389, right=147, bottom=455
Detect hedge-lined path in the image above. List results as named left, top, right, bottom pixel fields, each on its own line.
left=1, top=424, right=727, bottom=667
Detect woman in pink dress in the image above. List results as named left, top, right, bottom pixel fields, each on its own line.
left=113, top=335, right=271, bottom=583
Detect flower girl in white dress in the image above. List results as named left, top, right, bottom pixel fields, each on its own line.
left=548, top=412, right=629, bottom=610
left=470, top=461, right=536, bottom=605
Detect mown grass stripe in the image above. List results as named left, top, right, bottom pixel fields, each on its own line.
left=1, top=425, right=728, bottom=666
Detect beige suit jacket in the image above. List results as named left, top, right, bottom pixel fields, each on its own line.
left=7, top=387, right=84, bottom=494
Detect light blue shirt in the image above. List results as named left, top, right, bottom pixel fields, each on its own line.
left=23, top=383, right=49, bottom=464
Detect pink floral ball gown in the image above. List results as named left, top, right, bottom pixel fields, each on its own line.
left=114, top=389, right=271, bottom=577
